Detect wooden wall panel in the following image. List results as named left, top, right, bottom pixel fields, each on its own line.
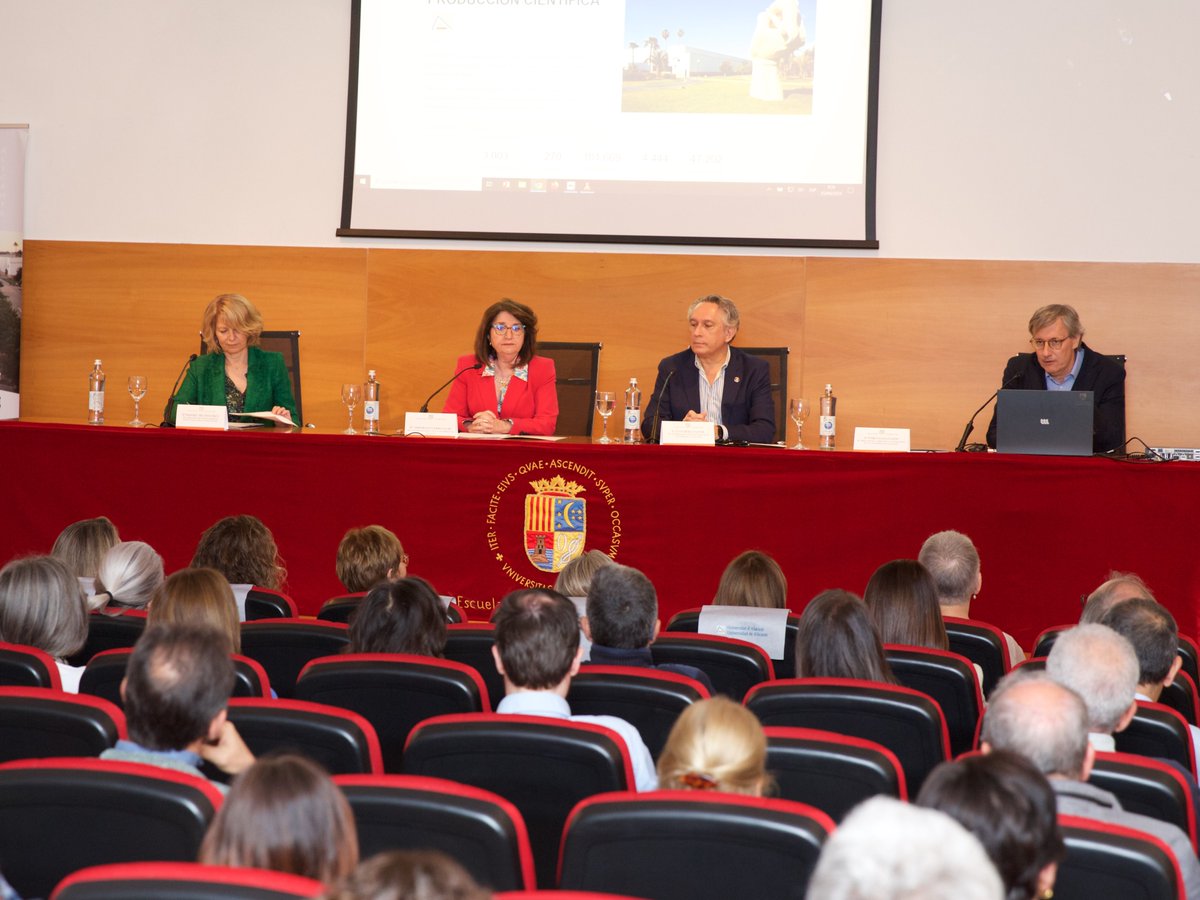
left=21, top=241, right=1199, bottom=450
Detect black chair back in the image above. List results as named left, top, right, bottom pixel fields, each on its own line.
left=293, top=653, right=488, bottom=773
left=664, top=607, right=798, bottom=679
left=1055, top=814, right=1184, bottom=900
left=649, top=633, right=773, bottom=701
left=1115, top=701, right=1197, bottom=778
left=403, top=712, right=633, bottom=888
left=51, top=861, right=325, bottom=899
left=1161, top=670, right=1199, bottom=727
left=884, top=644, right=983, bottom=756
left=0, top=640, right=60, bottom=688
left=225, top=697, right=382, bottom=776
left=68, top=610, right=147, bottom=666
left=80, top=650, right=272, bottom=708
left=444, top=623, right=504, bottom=710
left=0, top=757, right=222, bottom=900
left=764, top=725, right=907, bottom=821
left=568, top=665, right=708, bottom=759
left=0, top=687, right=124, bottom=763
left=245, top=587, right=297, bottom=620
left=559, top=790, right=831, bottom=900
left=335, top=773, right=536, bottom=892
left=537, top=341, right=601, bottom=438
left=738, top=346, right=789, bottom=444
left=943, top=615, right=1010, bottom=697
left=1090, top=751, right=1197, bottom=852
left=239, top=619, right=350, bottom=697
left=317, top=593, right=366, bottom=623
left=745, top=677, right=950, bottom=794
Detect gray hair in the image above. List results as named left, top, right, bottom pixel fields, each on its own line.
left=96, top=541, right=165, bottom=610
left=1080, top=571, right=1155, bottom=624
left=807, top=796, right=1003, bottom=900
left=0, top=555, right=89, bottom=658
left=1028, top=304, right=1083, bottom=339
left=687, top=294, right=740, bottom=332
left=1046, top=624, right=1138, bottom=732
left=917, top=530, right=980, bottom=606
left=554, top=549, right=613, bottom=599
left=981, top=671, right=1090, bottom=778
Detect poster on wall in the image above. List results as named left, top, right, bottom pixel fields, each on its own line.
left=0, top=125, right=25, bottom=420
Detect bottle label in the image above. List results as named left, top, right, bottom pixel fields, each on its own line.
left=624, top=408, right=641, bottom=430
left=363, top=400, right=379, bottom=422
left=819, top=415, right=836, bottom=436
left=88, top=391, right=105, bottom=412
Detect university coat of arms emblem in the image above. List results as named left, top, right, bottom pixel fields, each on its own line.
left=524, top=476, right=586, bottom=573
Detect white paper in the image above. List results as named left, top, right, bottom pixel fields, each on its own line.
left=853, top=426, right=911, bottom=452
left=231, top=410, right=294, bottom=427
left=404, top=411, right=459, bottom=437
left=176, top=404, right=230, bottom=430
left=698, top=605, right=789, bottom=659
left=660, top=420, right=717, bottom=446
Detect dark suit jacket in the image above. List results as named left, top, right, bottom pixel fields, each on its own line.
left=171, top=346, right=297, bottom=424
left=985, top=343, right=1125, bottom=453
left=641, top=346, right=776, bottom=444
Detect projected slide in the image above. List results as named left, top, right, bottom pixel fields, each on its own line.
left=341, top=0, right=879, bottom=247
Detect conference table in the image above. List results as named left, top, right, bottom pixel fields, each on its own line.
left=2, top=420, right=1198, bottom=649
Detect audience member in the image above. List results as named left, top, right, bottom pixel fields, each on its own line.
left=554, top=548, right=612, bottom=599
left=336, top=525, right=407, bottom=594
left=981, top=671, right=1200, bottom=898
left=51, top=515, right=120, bottom=597
left=1101, top=597, right=1200, bottom=762
left=147, top=567, right=242, bottom=654
left=711, top=549, right=788, bottom=609
left=656, top=696, right=769, bottom=796
left=1079, top=570, right=1155, bottom=625
left=794, top=589, right=897, bottom=684
left=1045, top=624, right=1139, bottom=750
left=918, top=529, right=1024, bottom=665
left=191, top=514, right=286, bottom=619
left=807, top=795, right=1003, bottom=900
left=93, top=540, right=164, bottom=612
left=863, top=558, right=948, bottom=650
left=491, top=588, right=657, bottom=791
left=326, top=849, right=490, bottom=900
left=199, top=753, right=358, bottom=886
left=917, top=750, right=1063, bottom=900
left=347, top=577, right=447, bottom=657
left=0, top=555, right=88, bottom=691
left=582, top=563, right=713, bottom=693
left=100, top=625, right=255, bottom=789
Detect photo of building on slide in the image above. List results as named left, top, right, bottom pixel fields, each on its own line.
left=622, top=0, right=816, bottom=115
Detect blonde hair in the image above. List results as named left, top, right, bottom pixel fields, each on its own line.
left=336, top=525, right=405, bottom=593
left=95, top=541, right=164, bottom=610
left=657, top=697, right=769, bottom=796
left=713, top=550, right=788, bottom=609
left=51, top=516, right=120, bottom=580
left=148, top=567, right=241, bottom=654
left=200, top=293, right=264, bottom=353
left=554, top=549, right=613, bottom=598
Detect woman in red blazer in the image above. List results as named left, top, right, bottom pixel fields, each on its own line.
left=443, top=299, right=559, bottom=436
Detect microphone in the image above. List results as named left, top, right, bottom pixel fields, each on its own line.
left=955, top=371, right=1022, bottom=452
left=159, top=353, right=198, bottom=427
left=648, top=367, right=677, bottom=444
left=420, top=362, right=482, bottom=413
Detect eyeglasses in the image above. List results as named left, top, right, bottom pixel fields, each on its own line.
left=1030, top=337, right=1071, bottom=351
left=492, top=323, right=525, bottom=335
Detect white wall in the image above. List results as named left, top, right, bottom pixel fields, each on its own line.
left=4, top=0, right=1198, bottom=262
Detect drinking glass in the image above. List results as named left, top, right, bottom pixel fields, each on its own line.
left=341, top=383, right=362, bottom=434
left=127, top=375, right=148, bottom=427
left=789, top=397, right=810, bottom=450
left=594, top=390, right=616, bottom=444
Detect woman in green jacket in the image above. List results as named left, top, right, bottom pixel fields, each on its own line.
left=172, top=293, right=297, bottom=424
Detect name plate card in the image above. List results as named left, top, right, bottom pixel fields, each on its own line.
left=853, top=427, right=911, bottom=452
left=697, top=605, right=789, bottom=660
left=404, top=412, right=459, bottom=438
left=659, top=420, right=717, bottom=446
left=175, top=404, right=230, bottom=430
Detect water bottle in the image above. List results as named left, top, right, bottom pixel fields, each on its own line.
left=363, top=369, right=380, bottom=434
left=819, top=383, right=836, bottom=449
left=87, top=359, right=106, bottom=425
left=623, top=377, right=642, bottom=444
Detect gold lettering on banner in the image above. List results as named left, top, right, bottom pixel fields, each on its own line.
left=478, top=457, right=624, bottom=591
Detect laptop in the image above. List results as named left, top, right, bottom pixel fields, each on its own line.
left=995, top=390, right=1094, bottom=456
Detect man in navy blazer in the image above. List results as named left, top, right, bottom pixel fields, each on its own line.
left=642, top=294, right=776, bottom=444
left=985, top=304, right=1126, bottom=454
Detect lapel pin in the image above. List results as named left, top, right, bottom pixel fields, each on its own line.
left=734, top=376, right=740, bottom=383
